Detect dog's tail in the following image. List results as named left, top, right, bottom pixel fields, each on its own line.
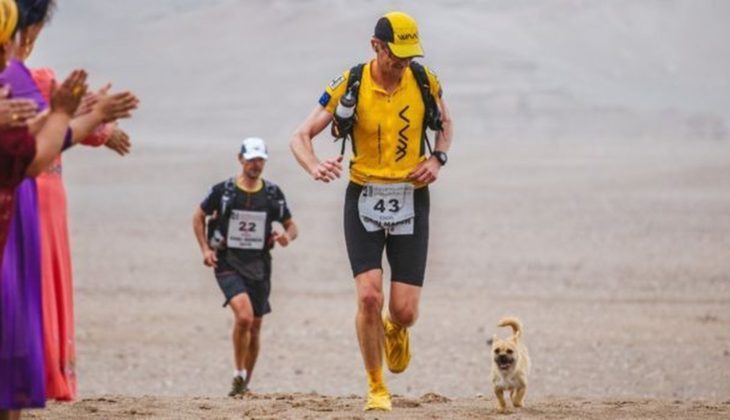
left=497, top=317, right=523, bottom=341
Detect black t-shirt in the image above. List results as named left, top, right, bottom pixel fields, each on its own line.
left=200, top=178, right=292, bottom=271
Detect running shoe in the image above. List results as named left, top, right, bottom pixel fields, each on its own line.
left=364, top=385, right=392, bottom=411
left=228, top=376, right=247, bottom=397
left=383, top=316, right=411, bottom=373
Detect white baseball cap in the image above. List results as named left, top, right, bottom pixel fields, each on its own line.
left=240, top=137, right=268, bottom=160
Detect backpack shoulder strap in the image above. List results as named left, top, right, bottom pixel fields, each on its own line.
left=262, top=179, right=286, bottom=220
left=262, top=179, right=278, bottom=201
left=347, top=63, right=365, bottom=99
left=410, top=61, right=439, bottom=125
left=335, top=63, right=366, bottom=156
left=224, top=177, right=236, bottom=190
left=409, top=61, right=429, bottom=90
left=220, top=177, right=237, bottom=219
left=409, top=61, right=443, bottom=155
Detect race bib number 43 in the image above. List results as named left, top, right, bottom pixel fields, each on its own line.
left=358, top=183, right=415, bottom=235
left=227, top=210, right=267, bottom=250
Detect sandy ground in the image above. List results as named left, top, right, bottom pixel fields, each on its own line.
left=17, top=0, right=730, bottom=417
left=27, top=395, right=730, bottom=419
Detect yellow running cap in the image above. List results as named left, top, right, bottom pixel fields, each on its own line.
left=374, top=11, right=424, bottom=59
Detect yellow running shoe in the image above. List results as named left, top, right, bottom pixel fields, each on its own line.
left=364, top=385, right=392, bottom=411
left=383, top=316, right=411, bottom=373
left=364, top=368, right=392, bottom=411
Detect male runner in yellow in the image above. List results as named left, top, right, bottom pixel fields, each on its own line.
left=290, top=11, right=453, bottom=411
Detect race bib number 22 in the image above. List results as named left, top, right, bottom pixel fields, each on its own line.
left=227, top=210, right=267, bottom=250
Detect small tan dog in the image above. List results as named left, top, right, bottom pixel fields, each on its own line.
left=490, top=316, right=530, bottom=413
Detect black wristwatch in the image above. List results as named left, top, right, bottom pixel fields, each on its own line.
left=432, top=151, right=448, bottom=166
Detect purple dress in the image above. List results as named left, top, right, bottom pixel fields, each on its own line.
left=0, top=59, right=50, bottom=409
left=0, top=181, right=44, bottom=409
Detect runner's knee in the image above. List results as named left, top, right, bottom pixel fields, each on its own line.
left=234, top=312, right=254, bottom=330
left=390, top=303, right=418, bottom=327
left=356, top=270, right=383, bottom=314
left=358, top=289, right=383, bottom=314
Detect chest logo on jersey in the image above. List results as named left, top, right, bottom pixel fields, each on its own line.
left=396, top=105, right=410, bottom=162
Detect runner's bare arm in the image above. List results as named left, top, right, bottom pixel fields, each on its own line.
left=408, top=97, right=453, bottom=184
left=193, top=207, right=217, bottom=267
left=434, top=97, right=453, bottom=154
left=290, top=105, right=343, bottom=183
left=284, top=218, right=298, bottom=242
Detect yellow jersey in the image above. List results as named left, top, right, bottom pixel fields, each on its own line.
left=320, top=61, right=442, bottom=186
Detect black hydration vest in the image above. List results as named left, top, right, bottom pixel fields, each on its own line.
left=334, top=61, right=443, bottom=155
left=207, top=178, right=284, bottom=250
left=219, top=178, right=283, bottom=221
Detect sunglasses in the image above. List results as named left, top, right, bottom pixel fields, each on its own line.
left=377, top=41, right=411, bottom=62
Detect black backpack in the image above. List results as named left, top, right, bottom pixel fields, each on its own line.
left=334, top=61, right=443, bottom=155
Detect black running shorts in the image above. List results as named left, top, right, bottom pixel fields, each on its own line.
left=214, top=258, right=271, bottom=317
left=343, top=182, right=430, bottom=286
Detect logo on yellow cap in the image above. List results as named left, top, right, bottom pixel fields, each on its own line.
left=397, top=32, right=419, bottom=41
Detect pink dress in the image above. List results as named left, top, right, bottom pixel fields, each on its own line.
left=31, top=68, right=111, bottom=401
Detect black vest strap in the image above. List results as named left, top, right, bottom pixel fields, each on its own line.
left=338, top=63, right=366, bottom=156
left=409, top=61, right=443, bottom=155
left=220, top=178, right=279, bottom=220
left=347, top=63, right=365, bottom=96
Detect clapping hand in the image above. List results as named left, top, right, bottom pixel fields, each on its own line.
left=0, top=85, right=38, bottom=129
left=50, top=69, right=88, bottom=117
left=104, top=125, right=132, bottom=156
left=91, top=83, right=139, bottom=123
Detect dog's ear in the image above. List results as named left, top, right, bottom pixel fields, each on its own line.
left=487, top=335, right=497, bottom=347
